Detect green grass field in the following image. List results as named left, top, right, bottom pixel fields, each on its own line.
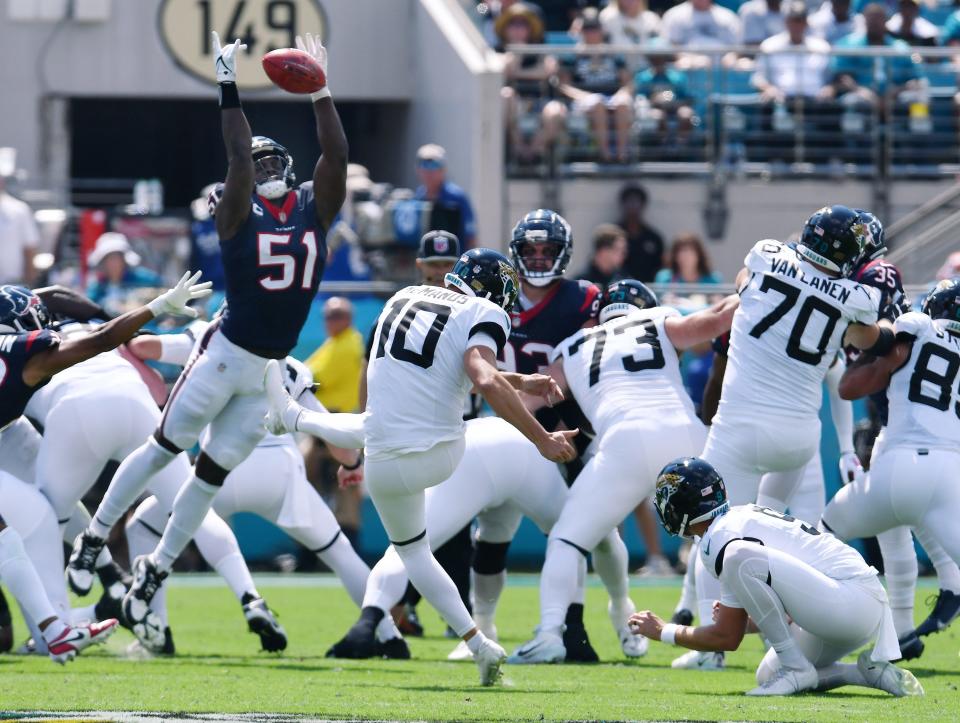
left=2, top=575, right=958, bottom=721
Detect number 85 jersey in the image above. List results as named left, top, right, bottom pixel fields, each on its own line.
left=552, top=307, right=699, bottom=438
left=722, top=240, right=879, bottom=420
left=364, top=285, right=511, bottom=460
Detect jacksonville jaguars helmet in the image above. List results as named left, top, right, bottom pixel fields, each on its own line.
left=509, top=209, right=573, bottom=287
left=854, top=209, right=886, bottom=263
left=0, top=285, right=51, bottom=334
left=444, top=248, right=520, bottom=311
left=654, top=457, right=729, bottom=538
left=797, top=205, right=867, bottom=278
left=921, top=278, right=960, bottom=336
left=599, top=279, right=659, bottom=324
left=251, top=136, right=295, bottom=200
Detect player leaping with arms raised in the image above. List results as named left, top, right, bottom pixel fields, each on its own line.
left=68, top=31, right=348, bottom=651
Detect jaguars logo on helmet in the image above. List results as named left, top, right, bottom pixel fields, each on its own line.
left=0, top=286, right=52, bottom=334
left=599, top=279, right=659, bottom=324
left=444, top=248, right=520, bottom=311
left=509, top=209, right=573, bottom=287
left=797, top=205, right=867, bottom=278
left=251, top=136, right=296, bottom=200
left=921, top=278, right=960, bottom=336
left=654, top=457, right=729, bottom=537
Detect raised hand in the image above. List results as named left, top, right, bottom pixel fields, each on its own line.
left=212, top=31, right=247, bottom=84
left=295, top=32, right=328, bottom=81
left=147, top=271, right=213, bottom=319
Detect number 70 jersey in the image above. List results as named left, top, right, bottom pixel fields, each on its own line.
left=552, top=307, right=699, bottom=438
left=364, top=285, right=511, bottom=459
left=721, top=240, right=879, bottom=420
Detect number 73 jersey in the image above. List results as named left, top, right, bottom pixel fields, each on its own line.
left=722, top=240, right=879, bottom=419
left=552, top=307, right=699, bottom=438
left=364, top=285, right=511, bottom=459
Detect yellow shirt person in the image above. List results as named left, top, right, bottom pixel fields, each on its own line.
left=305, top=297, right=364, bottom=412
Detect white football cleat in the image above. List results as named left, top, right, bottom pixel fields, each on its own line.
left=671, top=649, right=726, bottom=670
left=746, top=663, right=818, bottom=696
left=264, top=359, right=301, bottom=435
left=619, top=627, right=649, bottom=658
left=47, top=618, right=119, bottom=664
left=507, top=628, right=566, bottom=664
left=448, top=639, right=473, bottom=661
left=857, top=650, right=924, bottom=697
left=474, top=637, right=507, bottom=686
left=122, top=556, right=168, bottom=654
left=65, top=531, right=106, bottom=596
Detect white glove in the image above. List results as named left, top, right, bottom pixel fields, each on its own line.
left=838, top=452, right=864, bottom=485
left=295, top=32, right=330, bottom=100
left=147, top=271, right=213, bottom=319
left=212, top=31, right=246, bottom=84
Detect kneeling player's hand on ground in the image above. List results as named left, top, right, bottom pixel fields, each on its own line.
left=521, top=373, right=564, bottom=407
left=628, top=611, right=665, bottom=640
left=838, top=452, right=864, bottom=484
left=536, top=428, right=578, bottom=463
left=147, top=271, right=213, bottom=318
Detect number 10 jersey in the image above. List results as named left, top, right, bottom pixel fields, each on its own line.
left=364, top=285, right=511, bottom=460
left=721, top=240, right=879, bottom=420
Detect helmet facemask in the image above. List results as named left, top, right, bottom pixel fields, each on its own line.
left=254, top=152, right=294, bottom=200
left=511, top=238, right=568, bottom=286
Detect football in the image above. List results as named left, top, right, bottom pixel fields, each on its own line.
left=261, top=48, right=326, bottom=94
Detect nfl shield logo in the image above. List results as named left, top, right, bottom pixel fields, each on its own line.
left=434, top=236, right=449, bottom=254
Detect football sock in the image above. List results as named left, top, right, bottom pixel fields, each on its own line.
left=539, top=538, right=582, bottom=633
left=815, top=662, right=868, bottom=691
left=376, top=614, right=403, bottom=642
left=676, top=539, right=698, bottom=616
left=914, top=525, right=960, bottom=594
left=362, top=548, right=409, bottom=614
left=472, top=571, right=505, bottom=634
left=393, top=535, right=474, bottom=638
left=40, top=618, right=70, bottom=645
left=877, top=526, right=918, bottom=635
left=194, top=510, right=257, bottom=602
left=317, top=533, right=370, bottom=609
left=154, top=476, right=219, bottom=573
left=90, top=438, right=176, bottom=539
left=0, top=528, right=58, bottom=631
left=592, top=530, right=632, bottom=620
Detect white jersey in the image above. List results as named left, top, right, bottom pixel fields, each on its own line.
left=364, top=285, right=510, bottom=459
left=885, top=311, right=960, bottom=450
left=721, top=240, right=879, bottom=419
left=552, top=307, right=697, bottom=437
left=701, top=505, right=875, bottom=605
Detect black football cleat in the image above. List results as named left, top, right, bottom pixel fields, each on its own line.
left=915, top=589, right=960, bottom=637
left=242, top=595, right=287, bottom=652
left=376, top=636, right=411, bottom=660
left=671, top=608, right=694, bottom=626
left=897, top=630, right=924, bottom=661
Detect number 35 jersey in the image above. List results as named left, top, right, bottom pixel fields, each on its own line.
left=552, top=307, right=698, bottom=438
left=722, top=240, right=879, bottom=420
left=364, top=285, right=511, bottom=460
left=885, top=311, right=960, bottom=450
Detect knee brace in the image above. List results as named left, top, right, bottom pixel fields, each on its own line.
left=195, top=452, right=230, bottom=488
left=473, top=541, right=510, bottom=575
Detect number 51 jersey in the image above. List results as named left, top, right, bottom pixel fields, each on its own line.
left=364, top=285, right=511, bottom=460
left=722, top=240, right=879, bottom=420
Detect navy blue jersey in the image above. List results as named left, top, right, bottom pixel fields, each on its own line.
left=0, top=329, right=60, bottom=430
left=219, top=184, right=327, bottom=357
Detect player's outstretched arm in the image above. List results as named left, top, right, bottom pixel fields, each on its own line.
left=664, top=294, right=740, bottom=351
left=629, top=605, right=748, bottom=653
left=837, top=341, right=911, bottom=400
left=296, top=33, right=347, bottom=230
left=22, top=272, right=211, bottom=386
left=464, top=345, right=577, bottom=463
left=212, top=32, right=254, bottom=240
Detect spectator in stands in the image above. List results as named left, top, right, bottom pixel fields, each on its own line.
left=654, top=232, right=722, bottom=284
left=479, top=0, right=534, bottom=47
left=85, top=232, right=162, bottom=315
left=660, top=0, right=742, bottom=48
left=635, top=46, right=697, bottom=142
left=618, top=183, right=665, bottom=281
left=829, top=3, right=923, bottom=107
left=0, top=173, right=39, bottom=285
left=578, top=223, right=628, bottom=286
left=306, top=297, right=365, bottom=413
left=753, top=1, right=832, bottom=109
left=498, top=3, right=566, bottom=163
left=558, top=8, right=635, bottom=162
left=886, top=0, right=939, bottom=46
left=414, top=144, right=477, bottom=248
left=600, top=0, right=662, bottom=69
left=809, top=0, right=863, bottom=44
left=739, top=0, right=786, bottom=46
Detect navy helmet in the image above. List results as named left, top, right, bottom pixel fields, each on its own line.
left=853, top=209, right=886, bottom=264
left=798, top=205, right=867, bottom=278
left=0, top=285, right=51, bottom=334
left=509, top=209, right=573, bottom=286
left=654, top=457, right=729, bottom=538
left=921, top=278, right=960, bottom=336
left=251, top=136, right=295, bottom=200
left=599, top=279, right=658, bottom=324
left=445, top=248, right=520, bottom=311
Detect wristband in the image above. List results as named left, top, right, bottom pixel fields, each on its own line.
left=865, top=326, right=895, bottom=357
left=660, top=623, right=678, bottom=645
left=219, top=82, right=241, bottom=109
left=310, top=87, right=332, bottom=102
left=342, top=453, right=363, bottom=471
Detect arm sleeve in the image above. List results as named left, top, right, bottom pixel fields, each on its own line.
left=157, top=334, right=197, bottom=366
left=825, top=356, right=855, bottom=453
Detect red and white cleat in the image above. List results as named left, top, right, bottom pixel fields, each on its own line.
left=47, top=618, right=119, bottom=664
